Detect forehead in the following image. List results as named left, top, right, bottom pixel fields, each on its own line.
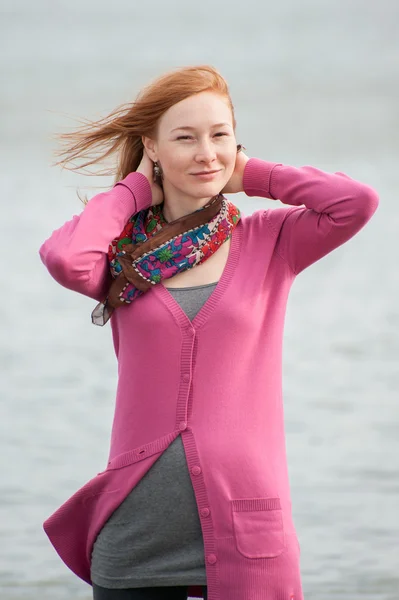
left=159, top=91, right=233, bottom=131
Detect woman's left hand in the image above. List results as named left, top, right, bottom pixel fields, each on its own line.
left=221, top=150, right=250, bottom=194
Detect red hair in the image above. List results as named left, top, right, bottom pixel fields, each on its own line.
left=54, top=65, right=236, bottom=186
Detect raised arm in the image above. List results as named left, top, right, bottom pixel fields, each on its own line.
left=39, top=172, right=152, bottom=301
left=243, top=158, right=379, bottom=275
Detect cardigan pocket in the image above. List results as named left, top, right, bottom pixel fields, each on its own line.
left=231, top=497, right=285, bottom=558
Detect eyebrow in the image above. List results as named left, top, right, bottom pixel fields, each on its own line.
left=170, top=122, right=232, bottom=133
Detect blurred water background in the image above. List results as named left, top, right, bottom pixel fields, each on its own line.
left=1, top=0, right=398, bottom=598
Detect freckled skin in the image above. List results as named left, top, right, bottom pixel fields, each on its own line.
left=142, top=91, right=238, bottom=222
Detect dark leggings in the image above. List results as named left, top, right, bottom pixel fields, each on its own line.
left=92, top=584, right=208, bottom=600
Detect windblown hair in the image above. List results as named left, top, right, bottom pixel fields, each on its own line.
left=54, top=65, right=236, bottom=190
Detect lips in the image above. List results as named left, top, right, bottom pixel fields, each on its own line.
left=191, top=169, right=221, bottom=175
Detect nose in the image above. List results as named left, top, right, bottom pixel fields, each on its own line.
left=194, top=139, right=217, bottom=164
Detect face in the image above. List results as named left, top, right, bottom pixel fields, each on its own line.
left=144, top=91, right=237, bottom=204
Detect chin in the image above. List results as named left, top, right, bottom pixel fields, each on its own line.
left=190, top=182, right=224, bottom=199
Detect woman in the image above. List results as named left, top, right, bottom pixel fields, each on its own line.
left=39, top=65, right=379, bottom=600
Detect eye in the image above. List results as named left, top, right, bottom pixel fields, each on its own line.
left=214, top=132, right=229, bottom=137
left=176, top=135, right=193, bottom=140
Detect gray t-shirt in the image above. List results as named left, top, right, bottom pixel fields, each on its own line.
left=90, top=282, right=217, bottom=589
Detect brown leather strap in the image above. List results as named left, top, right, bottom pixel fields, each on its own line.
left=127, top=195, right=223, bottom=261
left=107, top=195, right=224, bottom=309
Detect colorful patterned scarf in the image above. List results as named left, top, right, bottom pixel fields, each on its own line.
left=91, top=194, right=241, bottom=325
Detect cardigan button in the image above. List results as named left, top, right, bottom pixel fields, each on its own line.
left=207, top=553, right=217, bottom=565
left=179, top=421, right=187, bottom=431
left=200, top=507, right=210, bottom=517
left=191, top=465, right=202, bottom=476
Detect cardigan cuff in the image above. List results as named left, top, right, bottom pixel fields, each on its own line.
left=114, top=172, right=153, bottom=214
left=243, top=158, right=282, bottom=199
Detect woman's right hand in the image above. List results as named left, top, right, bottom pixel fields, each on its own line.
left=136, top=149, right=164, bottom=206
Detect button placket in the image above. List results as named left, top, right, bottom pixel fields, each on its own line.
left=178, top=327, right=219, bottom=567
left=177, top=328, right=195, bottom=430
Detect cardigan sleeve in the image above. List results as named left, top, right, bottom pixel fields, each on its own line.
left=243, top=158, right=379, bottom=275
left=39, top=172, right=153, bottom=301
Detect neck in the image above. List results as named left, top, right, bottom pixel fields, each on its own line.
left=161, top=182, right=218, bottom=223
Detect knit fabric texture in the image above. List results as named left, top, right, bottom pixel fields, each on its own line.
left=39, top=159, right=379, bottom=600
left=90, top=283, right=216, bottom=588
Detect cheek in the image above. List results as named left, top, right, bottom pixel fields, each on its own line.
left=221, top=141, right=238, bottom=163
left=225, top=151, right=238, bottom=173
left=161, top=151, right=190, bottom=176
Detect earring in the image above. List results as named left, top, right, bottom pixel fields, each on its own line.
left=153, top=161, right=163, bottom=180
left=236, top=144, right=246, bottom=153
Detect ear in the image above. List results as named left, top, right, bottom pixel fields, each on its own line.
left=142, top=136, right=158, bottom=161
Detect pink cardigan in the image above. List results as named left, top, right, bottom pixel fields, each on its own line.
left=39, top=158, right=379, bottom=600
